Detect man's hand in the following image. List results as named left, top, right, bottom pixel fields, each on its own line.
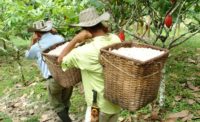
left=57, top=55, right=63, bottom=64
left=31, top=33, right=40, bottom=45
left=57, top=30, right=92, bottom=64
left=73, top=30, right=92, bottom=43
left=51, top=28, right=58, bottom=34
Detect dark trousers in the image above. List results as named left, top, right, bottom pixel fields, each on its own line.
left=46, top=78, right=73, bottom=112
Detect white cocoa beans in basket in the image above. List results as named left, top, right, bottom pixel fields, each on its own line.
left=112, top=47, right=164, bottom=62
left=47, top=42, right=69, bottom=56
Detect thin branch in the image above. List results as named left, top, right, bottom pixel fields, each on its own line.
left=153, top=2, right=181, bottom=45
left=0, top=37, right=9, bottom=49
left=169, top=29, right=200, bottom=49
left=153, top=20, right=164, bottom=45
left=16, top=50, right=25, bottom=82
left=141, top=25, right=148, bottom=39
left=162, top=22, right=173, bottom=48
left=171, top=1, right=186, bottom=43
left=146, top=1, right=160, bottom=37
left=124, top=7, right=137, bottom=29
left=123, top=29, right=148, bottom=44
left=180, top=0, right=199, bottom=14
left=147, top=5, right=162, bottom=39
left=168, top=28, right=199, bottom=48
left=169, top=2, right=181, bottom=15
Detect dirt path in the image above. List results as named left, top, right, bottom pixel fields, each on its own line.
left=0, top=83, right=59, bottom=122
left=1, top=48, right=199, bottom=122
left=0, top=83, right=84, bottom=122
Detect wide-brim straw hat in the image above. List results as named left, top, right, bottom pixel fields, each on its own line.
left=28, top=20, right=53, bottom=32
left=70, top=7, right=110, bottom=27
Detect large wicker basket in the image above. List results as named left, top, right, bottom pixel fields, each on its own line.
left=100, top=42, right=169, bottom=111
left=42, top=42, right=81, bottom=88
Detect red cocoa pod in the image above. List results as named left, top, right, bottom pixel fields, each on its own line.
left=118, top=31, right=125, bottom=41
left=164, top=15, right=173, bottom=28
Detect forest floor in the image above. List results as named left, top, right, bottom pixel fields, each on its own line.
left=0, top=35, right=200, bottom=122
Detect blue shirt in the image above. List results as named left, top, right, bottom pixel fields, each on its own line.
left=25, top=32, right=64, bottom=79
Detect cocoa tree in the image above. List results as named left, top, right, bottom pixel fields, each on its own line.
left=95, top=0, right=200, bottom=49
left=0, top=0, right=86, bottom=83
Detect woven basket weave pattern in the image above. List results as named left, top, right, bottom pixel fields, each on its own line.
left=100, top=42, right=169, bottom=111
left=42, top=42, right=81, bottom=88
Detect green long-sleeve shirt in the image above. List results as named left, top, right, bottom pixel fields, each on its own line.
left=62, top=33, right=121, bottom=114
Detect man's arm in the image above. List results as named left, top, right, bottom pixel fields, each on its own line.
left=57, top=30, right=92, bottom=63
left=25, top=33, right=40, bottom=59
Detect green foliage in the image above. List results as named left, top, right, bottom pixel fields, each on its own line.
left=0, top=0, right=88, bottom=67
left=0, top=0, right=88, bottom=40
left=0, top=0, right=199, bottom=50
left=93, top=0, right=200, bottom=49
left=0, top=112, right=12, bottom=122
left=25, top=117, right=39, bottom=122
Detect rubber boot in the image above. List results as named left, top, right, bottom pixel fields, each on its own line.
left=57, top=107, right=72, bottom=122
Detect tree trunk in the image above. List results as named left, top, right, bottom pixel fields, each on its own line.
left=159, top=66, right=166, bottom=107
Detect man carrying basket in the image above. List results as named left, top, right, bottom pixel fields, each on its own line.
left=58, top=7, right=121, bottom=122
left=25, top=20, right=72, bottom=122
